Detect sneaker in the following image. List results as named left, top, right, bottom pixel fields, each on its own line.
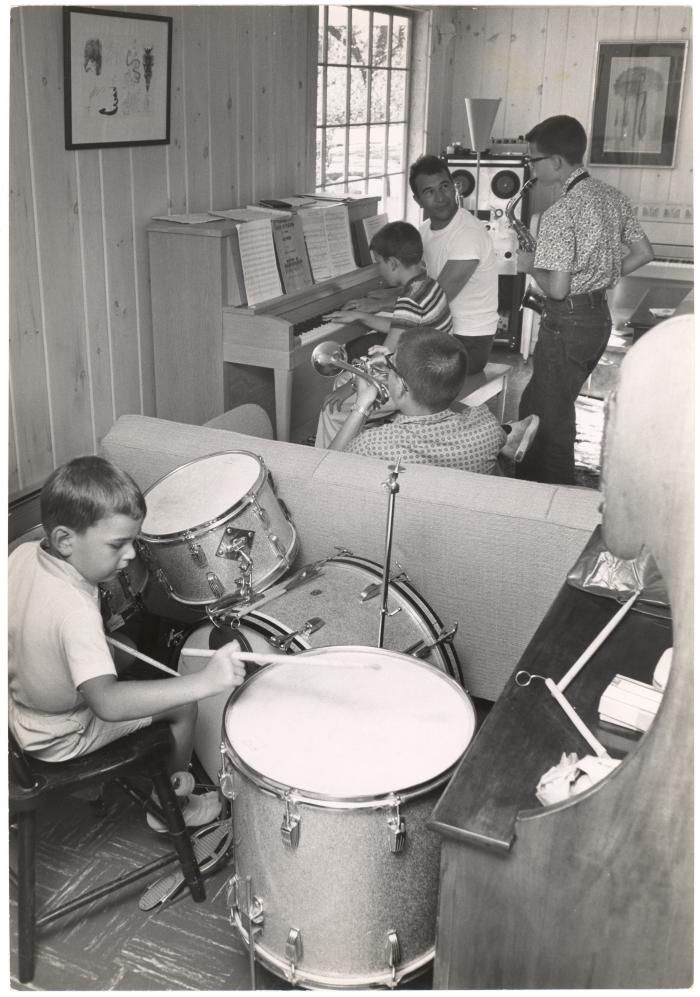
left=501, top=414, right=540, bottom=463
left=147, top=789, right=222, bottom=833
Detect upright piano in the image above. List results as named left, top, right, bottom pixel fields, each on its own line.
left=147, top=200, right=381, bottom=441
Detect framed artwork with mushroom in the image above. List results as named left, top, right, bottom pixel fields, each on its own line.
left=63, top=6, right=172, bottom=149
left=590, top=41, right=688, bottom=167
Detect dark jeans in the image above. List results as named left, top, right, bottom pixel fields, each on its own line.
left=455, top=334, right=494, bottom=375
left=516, top=296, right=611, bottom=485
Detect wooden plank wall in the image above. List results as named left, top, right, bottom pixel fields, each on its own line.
left=9, top=5, right=693, bottom=497
left=9, top=5, right=317, bottom=497
left=445, top=6, right=693, bottom=220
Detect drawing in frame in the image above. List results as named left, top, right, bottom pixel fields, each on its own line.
left=63, top=6, right=172, bottom=150
left=589, top=41, right=687, bottom=167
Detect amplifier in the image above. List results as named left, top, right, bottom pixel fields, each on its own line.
left=446, top=154, right=531, bottom=277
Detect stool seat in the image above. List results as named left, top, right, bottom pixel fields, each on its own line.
left=459, top=362, right=511, bottom=421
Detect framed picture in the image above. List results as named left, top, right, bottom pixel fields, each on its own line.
left=590, top=41, right=687, bottom=167
left=63, top=6, right=172, bottom=150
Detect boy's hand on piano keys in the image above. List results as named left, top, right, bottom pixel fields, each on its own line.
left=343, top=297, right=385, bottom=314
left=323, top=309, right=367, bottom=325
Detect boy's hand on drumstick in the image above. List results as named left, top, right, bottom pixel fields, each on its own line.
left=202, top=641, right=248, bottom=693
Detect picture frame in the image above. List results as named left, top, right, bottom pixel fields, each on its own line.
left=589, top=41, right=687, bottom=167
left=63, top=6, right=172, bottom=150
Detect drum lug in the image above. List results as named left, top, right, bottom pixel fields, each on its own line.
left=249, top=494, right=271, bottom=529
left=385, top=929, right=402, bottom=986
left=285, top=927, right=303, bottom=980
left=360, top=564, right=409, bottom=602
left=225, top=872, right=240, bottom=913
left=281, top=797, right=301, bottom=848
left=184, top=530, right=208, bottom=568
left=387, top=799, right=405, bottom=853
left=219, top=749, right=236, bottom=800
left=207, top=572, right=225, bottom=599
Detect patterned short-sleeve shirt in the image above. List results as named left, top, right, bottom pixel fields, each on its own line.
left=534, top=168, right=648, bottom=294
left=347, top=405, right=506, bottom=474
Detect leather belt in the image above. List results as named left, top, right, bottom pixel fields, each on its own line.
left=547, top=289, right=608, bottom=310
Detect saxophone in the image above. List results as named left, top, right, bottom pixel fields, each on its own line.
left=506, top=177, right=544, bottom=314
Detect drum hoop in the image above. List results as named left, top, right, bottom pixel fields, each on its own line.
left=222, top=647, right=475, bottom=805
left=325, top=554, right=463, bottom=682
left=140, top=451, right=266, bottom=542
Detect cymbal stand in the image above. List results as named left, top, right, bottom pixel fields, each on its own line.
left=377, top=459, right=404, bottom=648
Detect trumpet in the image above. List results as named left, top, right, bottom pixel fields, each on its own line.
left=311, top=341, right=391, bottom=405
left=506, top=177, right=546, bottom=315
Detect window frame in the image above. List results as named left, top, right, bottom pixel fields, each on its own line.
left=316, top=4, right=413, bottom=215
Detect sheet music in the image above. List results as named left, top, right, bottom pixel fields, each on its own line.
left=210, top=208, right=281, bottom=222
left=323, top=205, right=357, bottom=277
left=236, top=219, right=283, bottom=305
left=362, top=212, right=389, bottom=260
left=299, top=209, right=333, bottom=283
left=151, top=213, right=212, bottom=225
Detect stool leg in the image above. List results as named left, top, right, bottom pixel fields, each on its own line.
left=16, top=811, right=37, bottom=983
left=149, top=765, right=205, bottom=903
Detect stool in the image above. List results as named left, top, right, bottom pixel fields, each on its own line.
left=459, top=362, right=511, bottom=421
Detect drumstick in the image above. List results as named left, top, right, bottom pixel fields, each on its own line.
left=180, top=646, right=339, bottom=667
left=106, top=635, right=181, bottom=678
left=557, top=589, right=641, bottom=692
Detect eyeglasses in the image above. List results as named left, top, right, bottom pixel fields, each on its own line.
left=381, top=352, right=409, bottom=392
left=523, top=155, right=552, bottom=166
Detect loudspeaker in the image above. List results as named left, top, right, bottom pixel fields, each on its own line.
left=447, top=155, right=530, bottom=276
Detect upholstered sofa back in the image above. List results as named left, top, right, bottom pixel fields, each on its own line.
left=102, top=414, right=601, bottom=701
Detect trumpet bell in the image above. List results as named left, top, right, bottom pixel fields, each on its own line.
left=311, top=341, right=349, bottom=377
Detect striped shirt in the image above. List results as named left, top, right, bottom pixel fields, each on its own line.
left=347, top=405, right=506, bottom=474
left=391, top=274, right=453, bottom=334
left=534, top=168, right=648, bottom=294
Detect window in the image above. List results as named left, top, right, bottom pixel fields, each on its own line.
left=316, top=5, right=411, bottom=219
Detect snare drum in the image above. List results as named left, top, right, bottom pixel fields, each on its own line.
left=220, top=650, right=476, bottom=988
left=177, top=553, right=462, bottom=781
left=139, top=452, right=298, bottom=606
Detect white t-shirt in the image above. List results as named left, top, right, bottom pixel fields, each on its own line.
left=420, top=208, right=499, bottom=337
left=8, top=541, right=117, bottom=749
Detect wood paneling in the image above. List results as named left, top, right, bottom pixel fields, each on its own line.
left=9, top=5, right=692, bottom=495
left=9, top=4, right=317, bottom=496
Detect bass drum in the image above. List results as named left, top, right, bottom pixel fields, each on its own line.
left=176, top=554, right=463, bottom=782
left=220, top=650, right=476, bottom=988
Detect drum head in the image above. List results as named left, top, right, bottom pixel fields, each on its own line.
left=142, top=452, right=261, bottom=538
left=225, top=647, right=475, bottom=799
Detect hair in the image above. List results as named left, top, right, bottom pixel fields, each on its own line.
left=408, top=154, right=451, bottom=196
left=369, top=221, right=423, bottom=266
left=394, top=328, right=468, bottom=410
left=525, top=115, right=587, bottom=164
left=41, top=456, right=146, bottom=535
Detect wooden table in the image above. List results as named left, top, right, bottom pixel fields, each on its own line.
left=430, top=580, right=690, bottom=989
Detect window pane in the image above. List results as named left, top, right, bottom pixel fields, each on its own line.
left=372, top=12, right=390, bottom=67
left=324, top=127, right=347, bottom=184
left=392, top=17, right=409, bottom=68
left=369, top=124, right=387, bottom=176
left=347, top=125, right=367, bottom=179
left=384, top=175, right=404, bottom=221
left=370, top=69, right=388, bottom=123
left=326, top=66, right=348, bottom=125
left=327, top=6, right=348, bottom=63
left=389, top=70, right=407, bottom=121
left=349, top=67, right=368, bottom=124
left=350, top=9, right=370, bottom=66
left=387, top=122, right=405, bottom=175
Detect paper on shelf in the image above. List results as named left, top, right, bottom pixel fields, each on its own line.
left=151, top=213, right=213, bottom=225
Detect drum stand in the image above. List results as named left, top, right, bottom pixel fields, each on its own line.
left=378, top=461, right=404, bottom=648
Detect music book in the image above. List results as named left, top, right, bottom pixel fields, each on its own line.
left=236, top=218, right=283, bottom=305
left=360, top=212, right=389, bottom=263
left=271, top=216, right=314, bottom=293
left=299, top=204, right=356, bottom=282
left=151, top=213, right=212, bottom=225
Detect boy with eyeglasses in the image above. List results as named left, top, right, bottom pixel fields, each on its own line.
left=515, top=114, right=653, bottom=485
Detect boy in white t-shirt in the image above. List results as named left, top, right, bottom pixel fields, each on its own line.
left=8, top=456, right=246, bottom=831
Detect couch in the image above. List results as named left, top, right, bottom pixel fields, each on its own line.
left=101, top=414, right=601, bottom=702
